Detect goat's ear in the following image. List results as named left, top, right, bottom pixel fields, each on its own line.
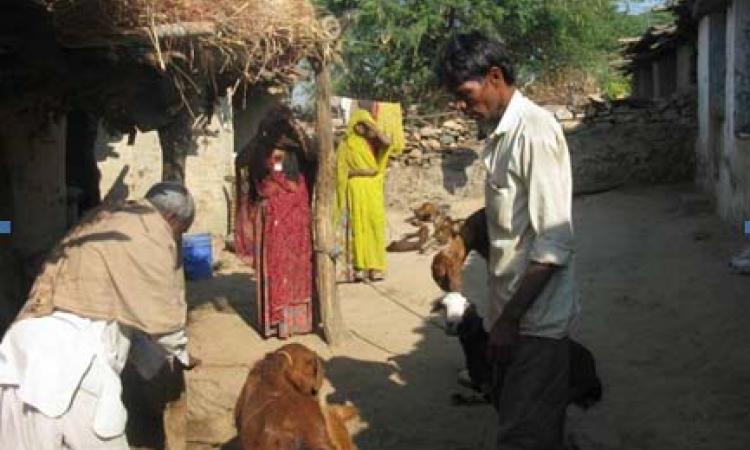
left=430, top=298, right=444, bottom=313
left=451, top=220, right=464, bottom=235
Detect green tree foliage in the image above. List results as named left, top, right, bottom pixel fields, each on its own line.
left=316, top=0, right=671, bottom=105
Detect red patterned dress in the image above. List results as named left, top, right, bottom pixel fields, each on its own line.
left=235, top=167, right=313, bottom=338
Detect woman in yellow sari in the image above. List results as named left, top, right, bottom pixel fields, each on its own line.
left=335, top=101, right=402, bottom=282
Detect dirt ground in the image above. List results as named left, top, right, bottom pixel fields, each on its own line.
left=184, top=183, right=750, bottom=450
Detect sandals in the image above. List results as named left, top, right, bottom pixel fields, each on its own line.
left=352, top=269, right=385, bottom=282
left=353, top=270, right=367, bottom=282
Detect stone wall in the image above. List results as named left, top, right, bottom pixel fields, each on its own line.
left=567, top=93, right=697, bottom=193
left=385, top=147, right=484, bottom=212
left=383, top=116, right=484, bottom=211
left=384, top=93, right=698, bottom=212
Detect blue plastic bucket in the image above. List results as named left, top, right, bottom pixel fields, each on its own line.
left=182, top=233, right=213, bottom=280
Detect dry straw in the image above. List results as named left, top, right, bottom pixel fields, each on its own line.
left=46, top=0, right=339, bottom=90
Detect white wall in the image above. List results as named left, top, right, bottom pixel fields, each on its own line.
left=97, top=92, right=284, bottom=238
left=97, top=97, right=235, bottom=237
left=0, top=116, right=68, bottom=329
left=0, top=116, right=67, bottom=258
left=696, top=13, right=727, bottom=194
left=717, top=0, right=750, bottom=224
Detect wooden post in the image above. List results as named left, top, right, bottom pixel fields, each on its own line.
left=314, top=65, right=347, bottom=346
left=158, top=112, right=193, bottom=183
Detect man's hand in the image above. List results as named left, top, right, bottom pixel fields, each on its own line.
left=486, top=316, right=519, bottom=365
left=353, top=122, right=375, bottom=138
left=485, top=262, right=558, bottom=365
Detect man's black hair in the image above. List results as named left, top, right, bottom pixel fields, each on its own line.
left=437, top=31, right=516, bottom=91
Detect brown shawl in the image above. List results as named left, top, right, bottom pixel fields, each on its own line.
left=17, top=200, right=187, bottom=335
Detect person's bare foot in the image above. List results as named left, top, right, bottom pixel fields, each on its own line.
left=368, top=270, right=385, bottom=282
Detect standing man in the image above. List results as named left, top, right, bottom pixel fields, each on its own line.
left=0, top=182, right=198, bottom=449
left=437, top=32, right=580, bottom=449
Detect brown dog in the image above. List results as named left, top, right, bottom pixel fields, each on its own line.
left=234, top=343, right=358, bottom=450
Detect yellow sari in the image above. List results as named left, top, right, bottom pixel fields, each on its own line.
left=335, top=103, right=405, bottom=276
left=375, top=102, right=406, bottom=159
left=335, top=108, right=388, bottom=273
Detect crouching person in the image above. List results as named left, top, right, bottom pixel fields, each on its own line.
left=0, top=182, right=199, bottom=450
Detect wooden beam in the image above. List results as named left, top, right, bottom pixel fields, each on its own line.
left=314, top=65, right=347, bottom=346
left=58, top=22, right=216, bottom=49
left=148, top=22, right=216, bottom=39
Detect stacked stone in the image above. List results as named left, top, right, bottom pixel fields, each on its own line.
left=392, top=117, right=478, bottom=168
left=566, top=90, right=698, bottom=193
left=575, top=91, right=697, bottom=129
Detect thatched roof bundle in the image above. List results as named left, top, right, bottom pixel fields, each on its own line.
left=46, top=0, right=339, bottom=83
left=1, top=0, right=339, bottom=129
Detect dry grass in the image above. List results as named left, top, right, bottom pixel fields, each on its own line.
left=524, top=69, right=601, bottom=107
left=46, top=0, right=339, bottom=90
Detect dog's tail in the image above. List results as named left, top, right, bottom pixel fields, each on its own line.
left=327, top=404, right=359, bottom=422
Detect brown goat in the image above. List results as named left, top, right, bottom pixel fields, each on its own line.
left=412, top=201, right=441, bottom=222
left=431, top=208, right=488, bottom=292
left=431, top=209, right=604, bottom=410
left=234, top=344, right=358, bottom=450
left=388, top=202, right=462, bottom=254
left=386, top=225, right=430, bottom=252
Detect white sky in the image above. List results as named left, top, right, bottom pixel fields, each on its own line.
left=618, top=0, right=668, bottom=14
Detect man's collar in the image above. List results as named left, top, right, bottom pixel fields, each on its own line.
left=490, top=90, right=523, bottom=138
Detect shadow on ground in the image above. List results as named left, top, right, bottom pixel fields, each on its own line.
left=325, top=322, right=495, bottom=450
left=187, top=272, right=259, bottom=334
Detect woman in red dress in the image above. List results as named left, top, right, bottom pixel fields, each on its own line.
left=235, top=110, right=314, bottom=338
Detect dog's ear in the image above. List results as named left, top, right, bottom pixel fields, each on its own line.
left=285, top=348, right=324, bottom=396
left=259, top=351, right=291, bottom=388
left=430, top=298, right=445, bottom=313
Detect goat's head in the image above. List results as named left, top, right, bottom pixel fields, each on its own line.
left=413, top=202, right=438, bottom=222
left=431, top=292, right=470, bottom=336
left=431, top=235, right=467, bottom=292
